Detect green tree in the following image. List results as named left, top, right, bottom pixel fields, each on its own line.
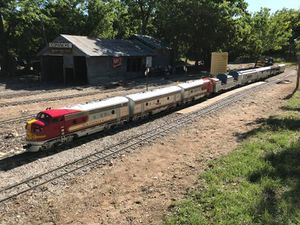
left=0, top=0, right=46, bottom=76
left=274, top=9, right=300, bottom=57
left=231, top=7, right=293, bottom=60
left=42, top=0, right=86, bottom=40
left=121, top=0, right=158, bottom=35
left=155, top=0, right=248, bottom=66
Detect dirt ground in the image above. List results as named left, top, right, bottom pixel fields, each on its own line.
left=0, top=68, right=297, bottom=225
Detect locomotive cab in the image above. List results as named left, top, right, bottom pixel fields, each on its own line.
left=26, top=112, right=62, bottom=142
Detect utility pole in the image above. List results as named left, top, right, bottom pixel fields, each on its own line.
left=297, top=54, right=300, bottom=90
left=295, top=37, right=300, bottom=90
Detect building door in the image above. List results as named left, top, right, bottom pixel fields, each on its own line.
left=65, top=68, right=74, bottom=84
left=74, top=56, right=88, bottom=84
left=42, top=56, right=63, bottom=82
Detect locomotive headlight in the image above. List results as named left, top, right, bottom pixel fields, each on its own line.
left=33, top=127, right=43, bottom=133
left=32, top=124, right=43, bottom=134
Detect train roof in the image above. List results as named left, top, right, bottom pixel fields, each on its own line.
left=127, top=86, right=182, bottom=102
left=254, top=66, right=272, bottom=72
left=238, top=69, right=257, bottom=74
left=41, top=109, right=80, bottom=118
left=68, top=96, right=129, bottom=111
left=177, top=79, right=208, bottom=89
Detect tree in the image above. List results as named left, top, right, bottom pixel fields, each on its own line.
left=0, top=0, right=47, bottom=76
left=84, top=0, right=116, bottom=38
left=231, top=7, right=293, bottom=60
left=121, top=0, right=158, bottom=35
left=155, top=0, right=248, bottom=66
left=273, top=9, right=300, bottom=58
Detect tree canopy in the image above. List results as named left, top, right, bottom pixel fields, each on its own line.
left=0, top=0, right=299, bottom=76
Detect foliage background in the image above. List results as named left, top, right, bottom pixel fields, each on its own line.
left=0, top=0, right=299, bottom=76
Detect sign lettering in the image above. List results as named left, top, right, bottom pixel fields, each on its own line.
left=49, top=42, right=73, bottom=49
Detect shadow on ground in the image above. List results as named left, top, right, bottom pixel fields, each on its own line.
left=235, top=104, right=300, bottom=224
left=0, top=116, right=151, bottom=171
left=280, top=106, right=300, bottom=112
left=0, top=97, right=207, bottom=171
left=249, top=139, right=300, bottom=224
left=234, top=116, right=300, bottom=141
left=283, top=85, right=298, bottom=100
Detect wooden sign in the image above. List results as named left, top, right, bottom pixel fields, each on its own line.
left=210, top=52, right=228, bottom=75
left=112, top=57, right=122, bottom=68
left=49, top=42, right=72, bottom=49
left=146, top=56, right=152, bottom=68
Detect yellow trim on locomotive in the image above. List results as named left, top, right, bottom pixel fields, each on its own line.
left=25, top=119, right=47, bottom=141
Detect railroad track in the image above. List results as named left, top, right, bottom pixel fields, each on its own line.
left=0, top=70, right=294, bottom=204
left=0, top=115, right=34, bottom=126
left=0, top=90, right=111, bottom=108
left=0, top=76, right=189, bottom=107
left=0, top=85, right=91, bottom=100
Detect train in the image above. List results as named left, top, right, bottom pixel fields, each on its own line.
left=25, top=64, right=286, bottom=152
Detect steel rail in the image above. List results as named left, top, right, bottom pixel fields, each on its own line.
left=0, top=86, right=91, bottom=100
left=0, top=90, right=109, bottom=108
left=0, top=71, right=293, bottom=204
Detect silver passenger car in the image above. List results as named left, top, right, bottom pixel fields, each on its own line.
left=126, top=86, right=182, bottom=119
left=238, top=69, right=259, bottom=84
left=278, top=64, right=286, bottom=73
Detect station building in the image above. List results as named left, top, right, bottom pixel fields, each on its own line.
left=38, top=34, right=171, bottom=85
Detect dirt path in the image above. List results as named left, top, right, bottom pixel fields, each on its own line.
left=0, top=69, right=297, bottom=225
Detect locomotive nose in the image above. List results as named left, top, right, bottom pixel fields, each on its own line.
left=25, top=119, right=45, bottom=141
left=25, top=119, right=38, bottom=140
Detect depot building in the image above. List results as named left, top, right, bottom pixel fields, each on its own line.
left=38, top=34, right=171, bottom=85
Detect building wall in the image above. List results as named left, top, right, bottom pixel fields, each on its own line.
left=152, top=49, right=171, bottom=68
left=86, top=56, right=144, bottom=84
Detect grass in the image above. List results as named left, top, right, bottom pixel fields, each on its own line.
left=164, top=91, right=300, bottom=225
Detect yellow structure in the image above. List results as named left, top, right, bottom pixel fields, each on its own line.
left=210, top=52, right=228, bottom=75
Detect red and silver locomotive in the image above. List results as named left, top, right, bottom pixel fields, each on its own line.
left=25, top=64, right=285, bottom=152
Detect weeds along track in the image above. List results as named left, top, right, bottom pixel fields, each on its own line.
left=0, top=71, right=293, bottom=204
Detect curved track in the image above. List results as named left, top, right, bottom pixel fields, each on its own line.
left=0, top=71, right=293, bottom=204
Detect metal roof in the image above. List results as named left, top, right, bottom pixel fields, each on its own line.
left=42, top=109, right=80, bottom=118
left=126, top=86, right=181, bottom=102
left=61, top=34, right=155, bottom=57
left=68, top=96, right=129, bottom=111
left=132, top=34, right=170, bottom=49
left=178, top=79, right=209, bottom=89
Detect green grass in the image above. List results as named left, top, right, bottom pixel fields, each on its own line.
left=164, top=91, right=300, bottom=225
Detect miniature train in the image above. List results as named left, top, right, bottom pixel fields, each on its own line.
left=25, top=64, right=286, bottom=152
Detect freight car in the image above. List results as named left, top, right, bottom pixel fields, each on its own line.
left=25, top=64, right=286, bottom=152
